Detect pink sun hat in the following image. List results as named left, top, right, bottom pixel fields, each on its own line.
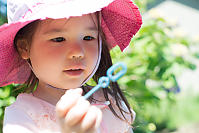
left=0, top=0, right=142, bottom=87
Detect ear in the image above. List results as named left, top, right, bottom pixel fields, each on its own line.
left=16, top=39, right=30, bottom=59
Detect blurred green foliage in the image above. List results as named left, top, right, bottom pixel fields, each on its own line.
left=0, top=0, right=7, bottom=25
left=109, top=13, right=198, bottom=131
left=0, top=16, right=6, bottom=25
left=1, top=0, right=199, bottom=133
left=0, top=85, right=18, bottom=133
left=109, top=1, right=199, bottom=132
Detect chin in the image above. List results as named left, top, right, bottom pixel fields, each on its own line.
left=50, top=78, right=85, bottom=89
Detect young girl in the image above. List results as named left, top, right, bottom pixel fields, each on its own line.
left=0, top=0, right=142, bottom=132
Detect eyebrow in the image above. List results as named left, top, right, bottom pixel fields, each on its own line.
left=43, top=26, right=98, bottom=35
left=87, top=27, right=98, bottom=31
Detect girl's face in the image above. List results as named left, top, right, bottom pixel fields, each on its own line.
left=26, top=14, right=99, bottom=89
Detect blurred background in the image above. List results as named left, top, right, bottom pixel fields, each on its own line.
left=0, top=0, right=199, bottom=133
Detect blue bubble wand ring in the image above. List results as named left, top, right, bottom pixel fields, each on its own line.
left=83, top=62, right=127, bottom=99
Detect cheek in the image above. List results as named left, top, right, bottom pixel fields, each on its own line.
left=31, top=41, right=64, bottom=61
left=29, top=43, right=63, bottom=75
left=85, top=44, right=99, bottom=67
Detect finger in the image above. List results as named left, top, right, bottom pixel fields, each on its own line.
left=94, top=107, right=102, bottom=129
left=64, top=97, right=90, bottom=126
left=56, top=88, right=83, bottom=118
left=85, top=108, right=102, bottom=133
left=81, top=106, right=102, bottom=131
left=65, top=88, right=83, bottom=95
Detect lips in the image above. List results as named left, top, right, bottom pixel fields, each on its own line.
left=63, top=69, right=84, bottom=76
left=63, top=64, right=85, bottom=76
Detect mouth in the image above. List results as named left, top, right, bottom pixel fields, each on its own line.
left=63, top=68, right=84, bottom=76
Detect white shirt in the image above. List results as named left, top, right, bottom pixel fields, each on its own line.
left=3, top=92, right=135, bottom=133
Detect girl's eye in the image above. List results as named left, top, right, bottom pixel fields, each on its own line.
left=51, top=37, right=65, bottom=42
left=83, top=36, right=95, bottom=41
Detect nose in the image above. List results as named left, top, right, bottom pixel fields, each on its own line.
left=67, top=42, right=84, bottom=60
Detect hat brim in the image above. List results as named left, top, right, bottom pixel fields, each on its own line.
left=0, top=0, right=142, bottom=86
left=0, top=21, right=32, bottom=86
left=20, top=0, right=114, bottom=22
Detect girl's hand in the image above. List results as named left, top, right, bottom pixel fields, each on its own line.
left=56, top=88, right=102, bottom=133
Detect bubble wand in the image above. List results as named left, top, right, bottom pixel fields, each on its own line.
left=84, top=62, right=127, bottom=99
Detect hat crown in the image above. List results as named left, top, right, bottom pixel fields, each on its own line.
left=7, top=0, right=69, bottom=23
left=7, top=0, right=32, bottom=23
